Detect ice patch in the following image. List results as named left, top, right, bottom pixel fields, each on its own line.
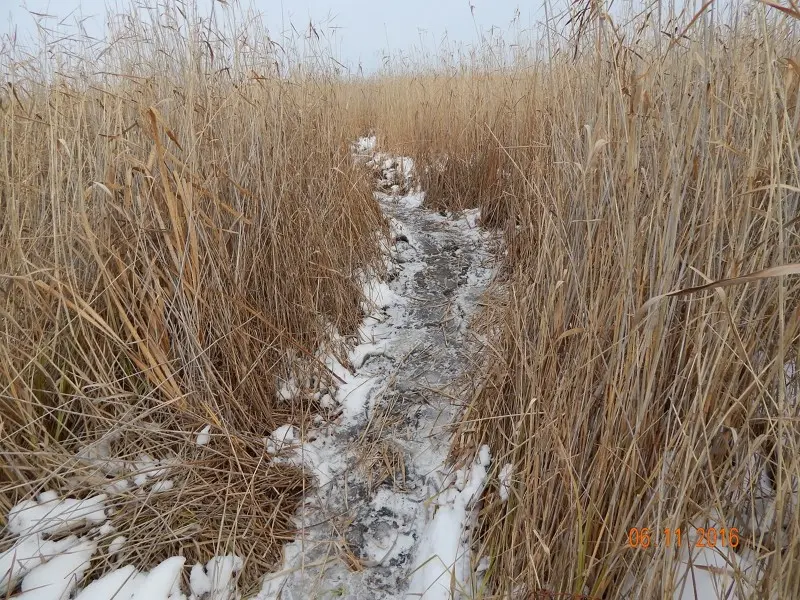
left=363, top=280, right=406, bottom=313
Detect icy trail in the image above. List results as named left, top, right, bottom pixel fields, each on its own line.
left=258, top=141, right=495, bottom=600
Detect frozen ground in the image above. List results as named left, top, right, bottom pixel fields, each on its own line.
left=255, top=140, right=496, bottom=600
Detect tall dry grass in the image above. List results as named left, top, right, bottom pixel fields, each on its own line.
left=5, top=0, right=800, bottom=597
left=345, top=0, right=800, bottom=597
left=0, top=1, right=383, bottom=589
left=453, top=3, right=800, bottom=598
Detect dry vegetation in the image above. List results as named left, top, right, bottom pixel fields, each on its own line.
left=4, top=0, right=800, bottom=597
left=357, top=1, right=800, bottom=598
left=1, top=1, right=384, bottom=590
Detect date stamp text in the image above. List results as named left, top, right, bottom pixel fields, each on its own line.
left=627, top=527, right=739, bottom=549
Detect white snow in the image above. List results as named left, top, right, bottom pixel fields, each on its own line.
left=108, top=536, right=126, bottom=556
left=406, top=446, right=492, bottom=600
left=103, top=479, right=130, bottom=495
left=498, top=463, right=513, bottom=502
left=672, top=520, right=759, bottom=599
left=0, top=534, right=79, bottom=594
left=44, top=554, right=242, bottom=600
left=204, top=556, right=243, bottom=598
left=8, top=495, right=107, bottom=537
left=318, top=393, right=335, bottom=409
left=37, top=492, right=58, bottom=503
left=337, top=374, right=381, bottom=422
left=462, top=208, right=481, bottom=229
left=349, top=339, right=390, bottom=369
left=400, top=157, right=415, bottom=180
left=0, top=139, right=491, bottom=600
left=363, top=280, right=406, bottom=312
left=76, top=434, right=125, bottom=476
left=254, top=572, right=286, bottom=600
left=15, top=540, right=96, bottom=600
left=0, top=487, right=248, bottom=600
left=150, top=480, right=174, bottom=493
left=73, top=565, right=142, bottom=600
left=130, top=556, right=185, bottom=600
left=276, top=378, right=300, bottom=402
left=353, top=135, right=377, bottom=154
left=190, top=563, right=212, bottom=596
left=196, top=425, right=211, bottom=446
left=266, top=425, right=299, bottom=455
left=398, top=190, right=425, bottom=209
left=252, top=139, right=496, bottom=600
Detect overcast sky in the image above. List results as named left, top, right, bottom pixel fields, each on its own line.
left=5, top=0, right=548, bottom=71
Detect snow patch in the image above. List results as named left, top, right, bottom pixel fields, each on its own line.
left=130, top=556, right=185, bottom=600
left=74, top=565, right=142, bottom=600
left=353, top=135, right=377, bottom=154
left=150, top=480, right=174, bottom=493
left=398, top=190, right=425, bottom=209
left=266, top=425, right=300, bottom=455
left=406, top=446, right=491, bottom=600
left=498, top=463, right=513, bottom=503
left=0, top=534, right=79, bottom=594
left=108, top=536, right=126, bottom=556
left=196, top=425, right=211, bottom=447
left=463, top=208, right=481, bottom=229
left=8, top=495, right=107, bottom=537
left=16, top=540, right=96, bottom=600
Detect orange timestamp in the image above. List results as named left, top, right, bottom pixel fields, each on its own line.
left=627, top=527, right=739, bottom=549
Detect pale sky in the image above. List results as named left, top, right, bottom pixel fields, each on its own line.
left=4, top=0, right=548, bottom=72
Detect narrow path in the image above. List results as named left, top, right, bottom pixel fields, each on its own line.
left=259, top=149, right=495, bottom=600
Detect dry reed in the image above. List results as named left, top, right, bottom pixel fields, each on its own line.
left=1, top=0, right=384, bottom=590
